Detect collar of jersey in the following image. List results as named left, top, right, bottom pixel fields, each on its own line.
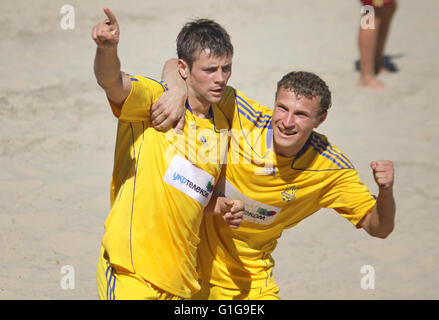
left=266, top=124, right=312, bottom=162
left=185, top=100, right=219, bottom=133
left=185, top=100, right=214, bottom=118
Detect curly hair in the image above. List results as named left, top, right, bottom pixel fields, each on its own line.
left=177, top=19, right=233, bottom=70
left=275, top=71, right=332, bottom=115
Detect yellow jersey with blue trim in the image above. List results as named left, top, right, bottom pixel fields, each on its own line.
left=102, top=74, right=230, bottom=298
left=196, top=88, right=377, bottom=291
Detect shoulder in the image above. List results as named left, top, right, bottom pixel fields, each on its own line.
left=127, top=73, right=168, bottom=93
left=233, top=89, right=273, bottom=131
left=115, top=73, right=166, bottom=121
left=216, top=86, right=272, bottom=130
left=298, top=132, right=355, bottom=171
left=234, top=89, right=272, bottom=117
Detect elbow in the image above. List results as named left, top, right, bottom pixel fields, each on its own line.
left=371, top=225, right=394, bottom=239
left=373, top=232, right=389, bottom=239
left=96, top=77, right=117, bottom=91
left=96, top=79, right=107, bottom=90
left=94, top=73, right=110, bottom=90
left=94, top=69, right=123, bottom=91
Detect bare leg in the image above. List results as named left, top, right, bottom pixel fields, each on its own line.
left=358, top=12, right=385, bottom=91
left=375, top=1, right=398, bottom=74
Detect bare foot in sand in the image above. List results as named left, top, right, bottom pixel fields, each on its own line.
left=358, top=76, right=386, bottom=92
left=377, top=67, right=387, bottom=75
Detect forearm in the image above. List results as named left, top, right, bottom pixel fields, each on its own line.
left=149, top=58, right=187, bottom=131
left=203, top=193, right=221, bottom=215
left=367, top=188, right=396, bottom=238
left=376, top=187, right=396, bottom=230
left=161, top=58, right=186, bottom=93
left=94, top=47, right=122, bottom=89
left=92, top=8, right=130, bottom=108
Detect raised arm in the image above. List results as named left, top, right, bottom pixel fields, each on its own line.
left=358, top=160, right=396, bottom=238
left=151, top=59, right=187, bottom=131
left=92, top=8, right=131, bottom=110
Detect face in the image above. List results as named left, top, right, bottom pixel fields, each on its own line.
left=178, top=49, right=232, bottom=107
left=272, top=88, right=327, bottom=158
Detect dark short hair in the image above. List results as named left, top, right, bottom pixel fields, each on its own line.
left=176, top=18, right=233, bottom=70
left=276, top=71, right=332, bottom=115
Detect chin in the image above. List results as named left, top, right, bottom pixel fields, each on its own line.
left=276, top=132, right=297, bottom=145
left=208, top=96, right=222, bottom=105
left=274, top=135, right=301, bottom=156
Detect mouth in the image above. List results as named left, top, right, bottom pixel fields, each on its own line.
left=277, top=127, right=297, bottom=137
left=210, top=88, right=225, bottom=96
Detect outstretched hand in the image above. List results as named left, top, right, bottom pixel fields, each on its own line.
left=92, top=8, right=120, bottom=48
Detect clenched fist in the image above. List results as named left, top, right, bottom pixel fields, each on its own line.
left=215, top=197, right=244, bottom=229
left=371, top=160, right=394, bottom=190
left=92, top=8, right=120, bottom=48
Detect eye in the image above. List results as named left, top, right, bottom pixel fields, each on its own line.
left=295, top=111, right=309, bottom=117
left=276, top=105, right=288, bottom=112
left=204, top=67, right=217, bottom=73
left=222, top=65, right=232, bottom=73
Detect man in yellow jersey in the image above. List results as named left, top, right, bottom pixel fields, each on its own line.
left=153, top=64, right=396, bottom=300
left=92, top=8, right=244, bottom=300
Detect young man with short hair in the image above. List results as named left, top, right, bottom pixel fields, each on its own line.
left=155, top=65, right=396, bottom=299
left=92, top=8, right=243, bottom=300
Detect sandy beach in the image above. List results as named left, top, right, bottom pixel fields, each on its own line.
left=0, top=0, right=438, bottom=299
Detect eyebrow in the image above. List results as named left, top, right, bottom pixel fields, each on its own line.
left=275, top=101, right=288, bottom=109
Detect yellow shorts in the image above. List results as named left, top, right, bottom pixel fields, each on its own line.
left=96, top=247, right=183, bottom=300
left=191, top=280, right=280, bottom=300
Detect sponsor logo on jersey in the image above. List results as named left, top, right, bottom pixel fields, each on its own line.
left=243, top=207, right=278, bottom=222
left=216, top=177, right=281, bottom=225
left=172, top=172, right=211, bottom=198
left=163, top=154, right=215, bottom=206
left=256, top=207, right=277, bottom=216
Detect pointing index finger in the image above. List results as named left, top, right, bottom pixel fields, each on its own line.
left=103, top=7, right=117, bottom=25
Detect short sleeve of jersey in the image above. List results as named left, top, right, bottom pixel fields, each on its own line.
left=320, top=169, right=377, bottom=227
left=113, top=75, right=167, bottom=122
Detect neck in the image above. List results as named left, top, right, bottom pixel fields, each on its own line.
left=273, top=144, right=301, bottom=159
left=272, top=134, right=312, bottom=159
left=187, top=95, right=211, bottom=119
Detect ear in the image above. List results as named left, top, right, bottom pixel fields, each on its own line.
left=314, top=111, right=327, bottom=128
left=177, top=59, right=189, bottom=80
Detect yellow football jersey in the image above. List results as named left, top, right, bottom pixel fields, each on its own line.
left=197, top=88, right=377, bottom=291
left=102, top=75, right=230, bottom=298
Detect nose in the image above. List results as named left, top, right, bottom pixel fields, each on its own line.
left=214, top=70, right=226, bottom=85
left=283, top=113, right=296, bottom=129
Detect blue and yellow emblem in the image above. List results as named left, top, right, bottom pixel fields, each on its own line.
left=281, top=184, right=297, bottom=202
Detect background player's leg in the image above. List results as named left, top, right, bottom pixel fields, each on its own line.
left=375, top=1, right=398, bottom=74
left=358, top=11, right=385, bottom=91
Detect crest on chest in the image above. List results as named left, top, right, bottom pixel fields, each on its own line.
left=281, top=184, right=298, bottom=202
